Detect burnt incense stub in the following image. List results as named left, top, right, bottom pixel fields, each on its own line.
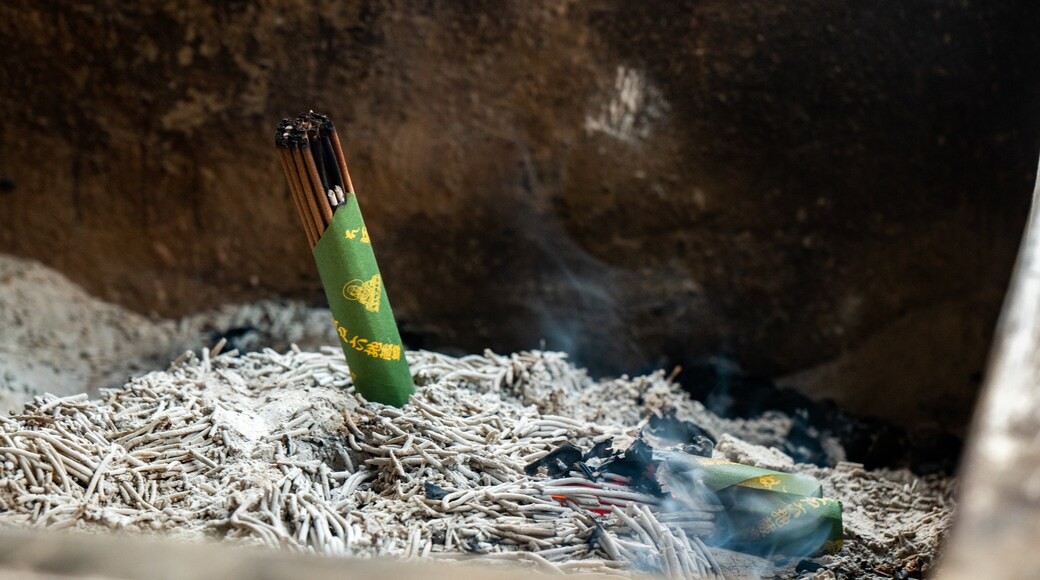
left=275, top=112, right=414, bottom=406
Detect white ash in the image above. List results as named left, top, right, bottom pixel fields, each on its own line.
left=712, top=434, right=797, bottom=472
left=0, top=347, right=728, bottom=577
left=0, top=253, right=335, bottom=412
left=0, top=346, right=953, bottom=579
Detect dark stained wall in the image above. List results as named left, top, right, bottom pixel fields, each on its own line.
left=1, top=0, right=1038, bottom=430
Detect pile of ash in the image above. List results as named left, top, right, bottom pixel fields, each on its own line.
left=0, top=345, right=953, bottom=579
left=0, top=253, right=335, bottom=412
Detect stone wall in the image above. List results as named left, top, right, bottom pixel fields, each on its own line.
left=1, top=0, right=1038, bottom=430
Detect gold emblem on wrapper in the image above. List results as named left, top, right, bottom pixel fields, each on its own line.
left=343, top=274, right=382, bottom=312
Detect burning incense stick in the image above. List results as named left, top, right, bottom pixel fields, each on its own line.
left=275, top=112, right=414, bottom=407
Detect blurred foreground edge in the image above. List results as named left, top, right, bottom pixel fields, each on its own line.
left=942, top=156, right=1040, bottom=580
left=0, top=527, right=551, bottom=580
left=0, top=526, right=760, bottom=580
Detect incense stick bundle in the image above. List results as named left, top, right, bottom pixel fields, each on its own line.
left=275, top=112, right=414, bottom=407
left=275, top=113, right=349, bottom=246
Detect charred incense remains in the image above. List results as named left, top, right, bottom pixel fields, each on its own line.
left=0, top=345, right=946, bottom=579
left=275, top=112, right=351, bottom=248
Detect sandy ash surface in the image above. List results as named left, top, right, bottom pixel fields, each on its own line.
left=0, top=254, right=335, bottom=411
left=0, top=254, right=953, bottom=578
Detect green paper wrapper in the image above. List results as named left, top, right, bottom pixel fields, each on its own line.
left=312, top=193, right=415, bottom=407
left=686, top=457, right=844, bottom=556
